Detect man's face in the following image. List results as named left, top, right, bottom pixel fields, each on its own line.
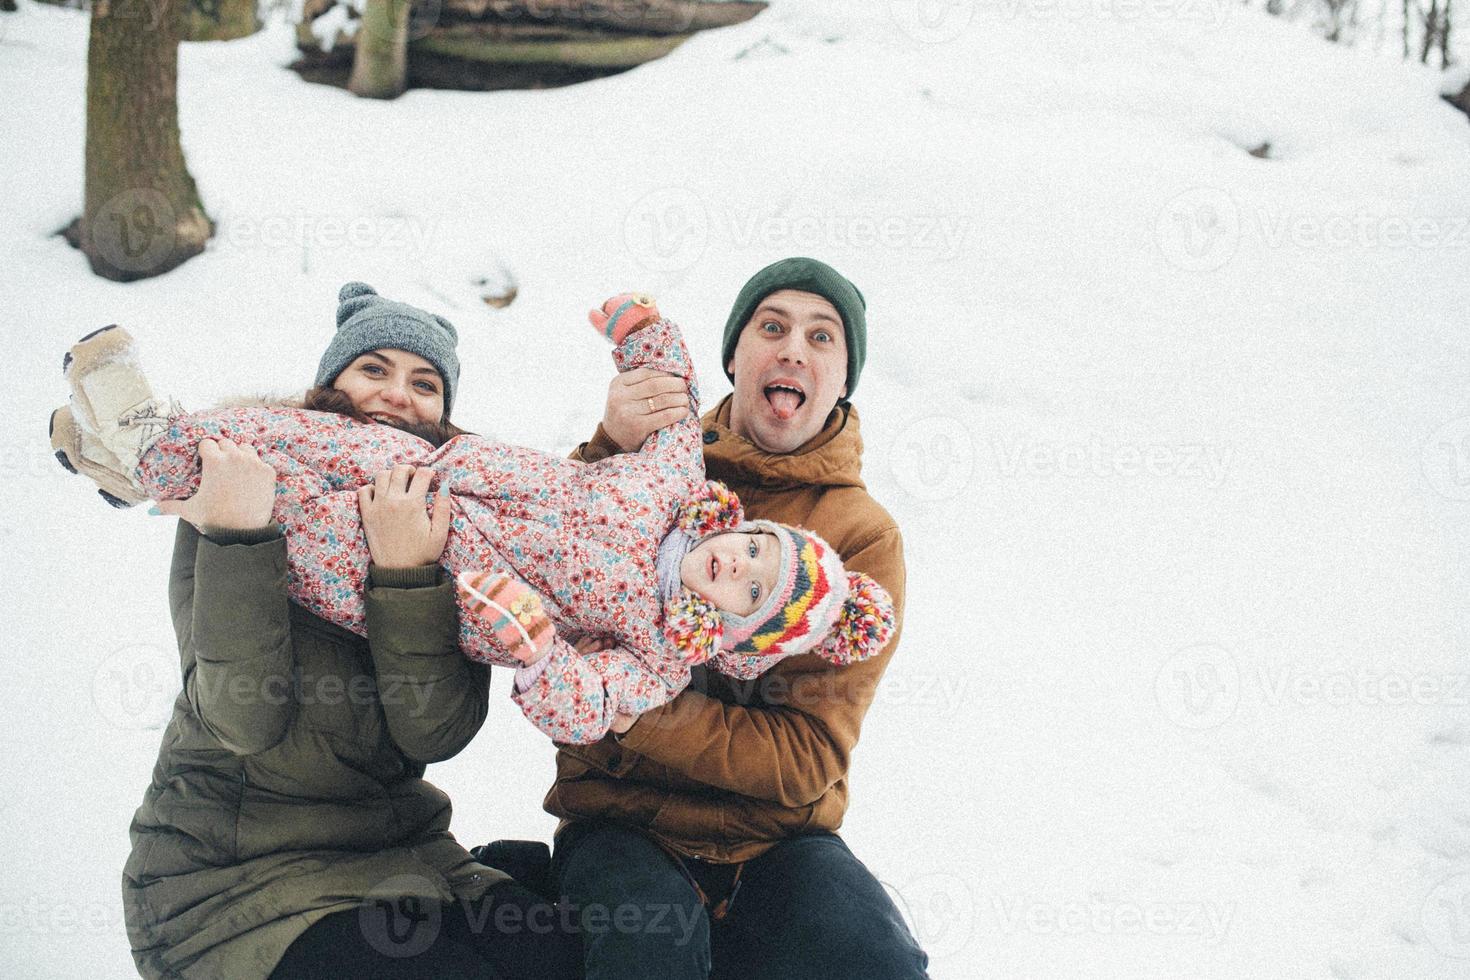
left=726, top=289, right=848, bottom=454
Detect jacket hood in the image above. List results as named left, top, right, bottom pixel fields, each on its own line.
left=701, top=395, right=867, bottom=493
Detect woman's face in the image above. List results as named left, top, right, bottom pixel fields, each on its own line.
left=332, top=348, right=445, bottom=425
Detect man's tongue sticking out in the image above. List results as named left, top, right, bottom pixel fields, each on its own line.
left=766, top=387, right=802, bottom=421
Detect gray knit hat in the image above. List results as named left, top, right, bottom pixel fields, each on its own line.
left=315, top=282, right=461, bottom=414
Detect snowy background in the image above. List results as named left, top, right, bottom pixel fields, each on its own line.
left=3, top=0, right=1470, bottom=976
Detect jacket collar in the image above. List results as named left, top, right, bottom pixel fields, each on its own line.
left=701, top=395, right=867, bottom=493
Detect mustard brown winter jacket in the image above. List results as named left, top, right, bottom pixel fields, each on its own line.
left=122, top=522, right=506, bottom=979
left=547, top=396, right=906, bottom=863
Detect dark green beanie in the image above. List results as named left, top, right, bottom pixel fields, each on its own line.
left=721, top=257, right=867, bottom=400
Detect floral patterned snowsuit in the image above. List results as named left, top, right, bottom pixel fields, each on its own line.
left=136, top=318, right=704, bottom=744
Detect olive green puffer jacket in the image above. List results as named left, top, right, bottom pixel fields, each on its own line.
left=122, top=523, right=507, bottom=979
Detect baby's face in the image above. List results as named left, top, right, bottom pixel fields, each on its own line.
left=680, top=531, right=781, bottom=617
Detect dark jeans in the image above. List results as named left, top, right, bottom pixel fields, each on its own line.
left=270, top=880, right=582, bottom=979
left=552, top=822, right=930, bottom=980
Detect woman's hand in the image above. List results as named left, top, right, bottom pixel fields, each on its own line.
left=602, top=367, right=691, bottom=452
left=359, top=465, right=451, bottom=569
left=155, top=439, right=277, bottom=531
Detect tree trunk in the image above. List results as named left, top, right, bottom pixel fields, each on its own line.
left=1440, top=0, right=1452, bottom=67
left=185, top=0, right=260, bottom=41
left=70, top=0, right=212, bottom=281
left=348, top=0, right=410, bottom=98
left=1420, top=0, right=1438, bottom=61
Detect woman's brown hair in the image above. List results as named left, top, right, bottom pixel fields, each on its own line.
left=302, top=385, right=471, bottom=449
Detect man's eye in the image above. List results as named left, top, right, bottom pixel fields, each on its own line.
left=761, top=321, right=782, bottom=334
left=814, top=330, right=833, bottom=343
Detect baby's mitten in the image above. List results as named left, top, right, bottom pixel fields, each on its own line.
left=457, top=571, right=556, bottom=664
left=589, top=294, right=659, bottom=346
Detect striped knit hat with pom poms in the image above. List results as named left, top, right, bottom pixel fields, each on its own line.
left=705, top=519, right=894, bottom=678
left=657, top=483, right=896, bottom=673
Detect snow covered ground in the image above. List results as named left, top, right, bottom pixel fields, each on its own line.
left=3, top=0, right=1470, bottom=976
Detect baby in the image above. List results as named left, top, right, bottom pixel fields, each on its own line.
left=51, top=285, right=895, bottom=744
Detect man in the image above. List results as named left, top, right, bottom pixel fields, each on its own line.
left=546, top=257, right=929, bottom=979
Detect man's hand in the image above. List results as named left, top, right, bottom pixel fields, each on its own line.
left=359, top=465, right=451, bottom=569
left=155, top=438, right=277, bottom=531
left=602, top=367, right=692, bottom=452
left=567, top=635, right=637, bottom=734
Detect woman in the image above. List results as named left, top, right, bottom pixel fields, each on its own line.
left=113, top=287, right=581, bottom=979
